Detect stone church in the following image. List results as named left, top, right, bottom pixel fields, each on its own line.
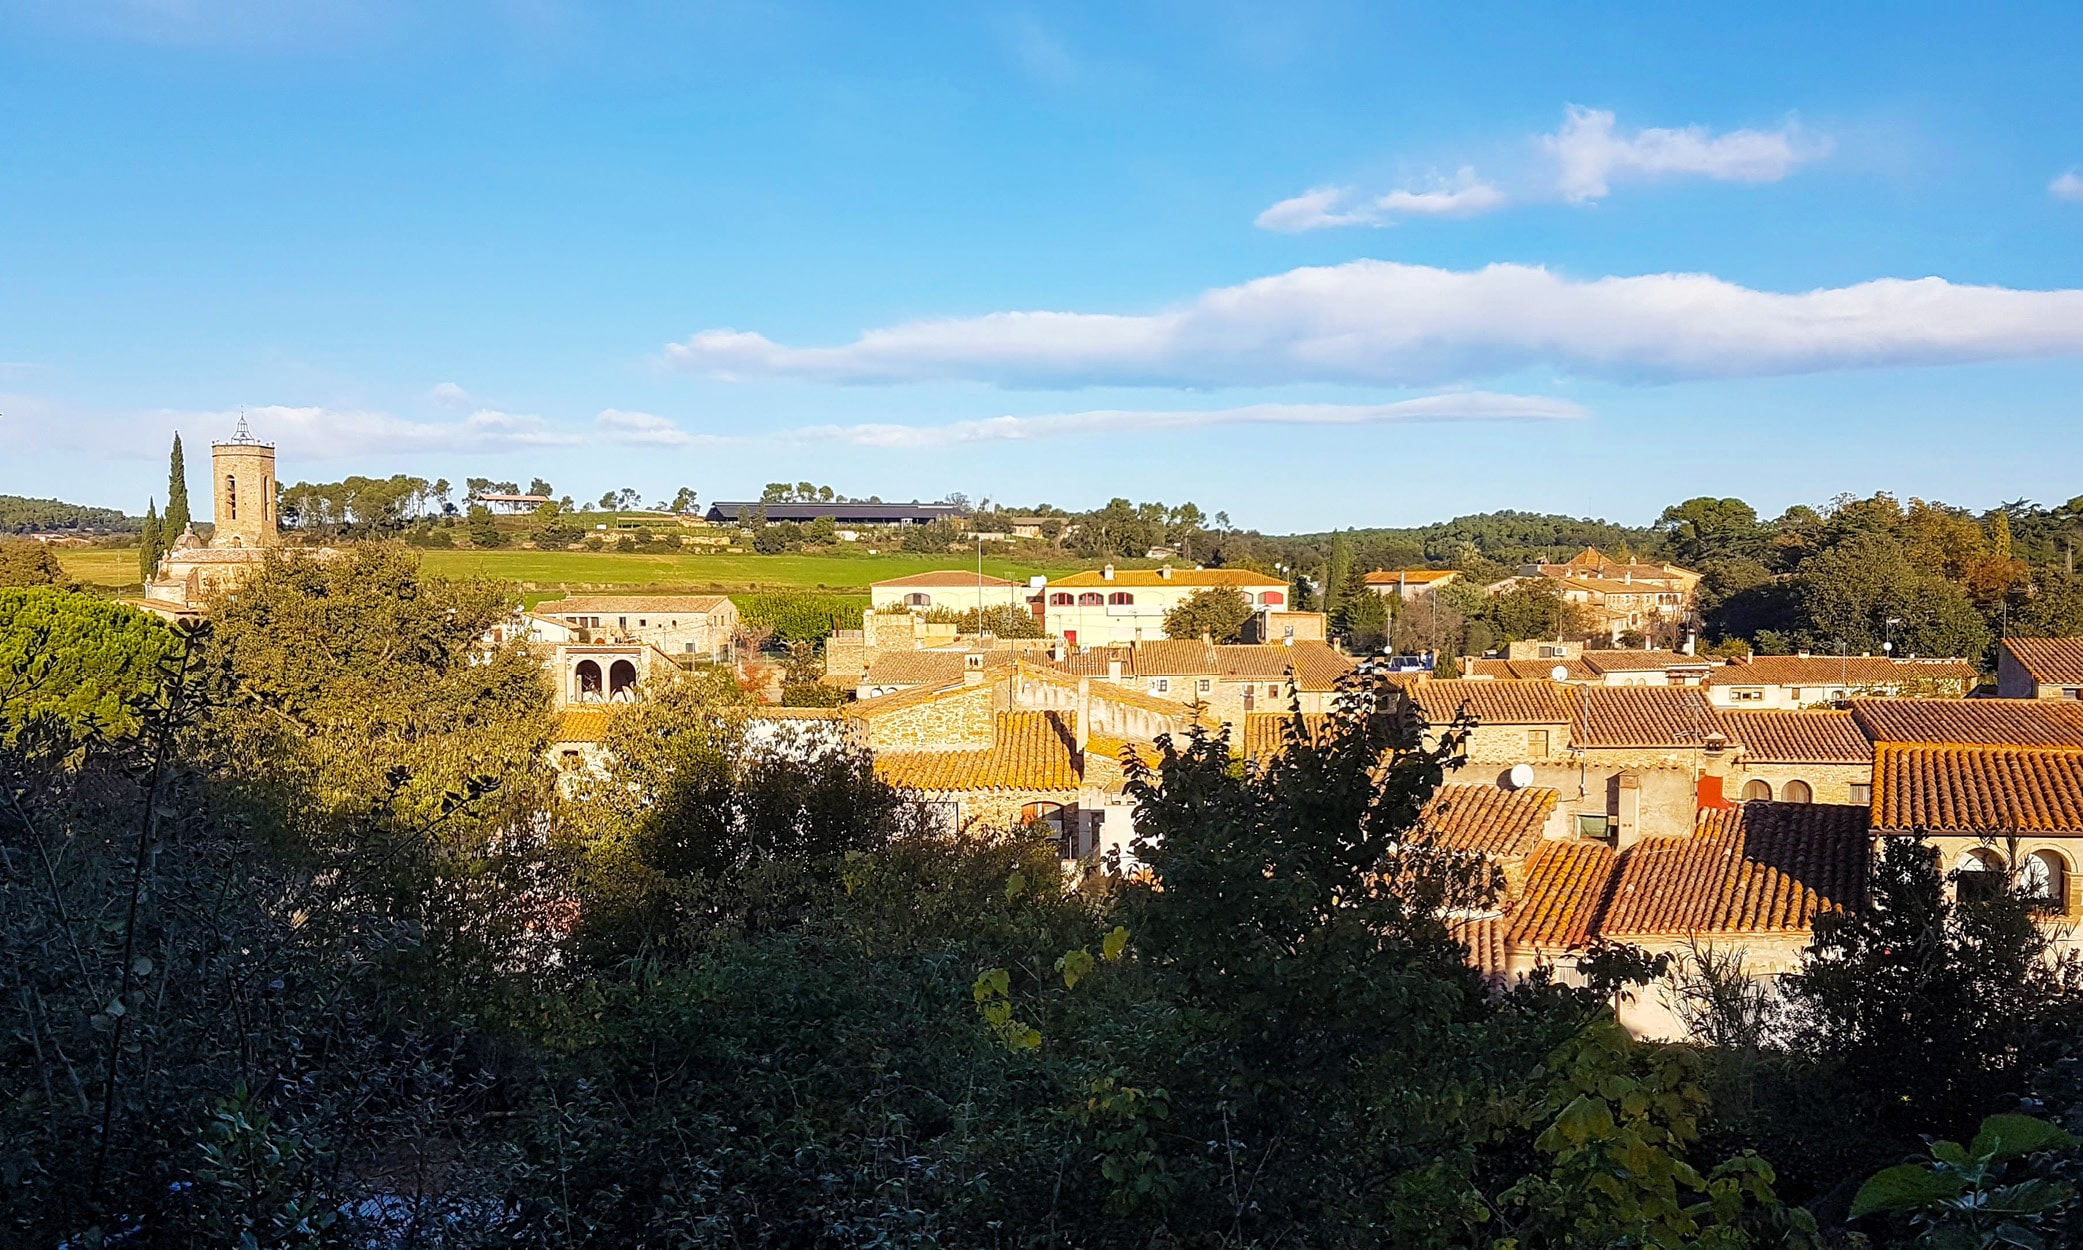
left=141, top=417, right=292, bottom=620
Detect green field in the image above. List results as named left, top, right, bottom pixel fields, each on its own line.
left=63, top=543, right=1091, bottom=601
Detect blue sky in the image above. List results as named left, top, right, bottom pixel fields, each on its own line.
left=3, top=1, right=2081, bottom=532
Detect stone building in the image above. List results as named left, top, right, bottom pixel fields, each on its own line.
left=1703, top=653, right=1977, bottom=708
left=1040, top=565, right=1288, bottom=646
left=1719, top=709, right=1874, bottom=806
left=142, top=417, right=296, bottom=619
left=534, top=594, right=738, bottom=661
left=1998, top=637, right=2083, bottom=700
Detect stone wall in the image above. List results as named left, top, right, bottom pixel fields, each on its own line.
left=860, top=680, right=997, bottom=751
left=1724, top=760, right=1871, bottom=806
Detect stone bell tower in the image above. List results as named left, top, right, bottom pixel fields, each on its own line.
left=210, top=415, right=278, bottom=549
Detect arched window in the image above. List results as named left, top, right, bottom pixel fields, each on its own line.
left=1955, top=847, right=2007, bottom=902
left=1782, top=779, right=1813, bottom=803
left=1260, top=591, right=1285, bottom=607
left=608, top=659, right=639, bottom=701
left=2022, top=849, right=2068, bottom=908
left=225, top=475, right=238, bottom=520
left=1108, top=592, right=1134, bottom=606
left=905, top=593, right=931, bottom=607
left=574, top=659, right=603, bottom=701
left=1049, top=592, right=1073, bottom=606
left=1741, top=779, right=1772, bottom=802
left=1077, top=592, right=1104, bottom=607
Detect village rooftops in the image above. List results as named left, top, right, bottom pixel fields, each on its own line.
left=2003, top=638, right=2083, bottom=686
left=1600, top=803, right=1869, bottom=939
left=873, top=570, right=1021, bottom=589
left=1047, top=566, right=1284, bottom=589
left=1720, top=709, right=1874, bottom=764
left=1851, top=698, right=2083, bottom=747
left=875, top=710, right=1081, bottom=792
left=1413, top=679, right=1574, bottom=726
left=1871, top=742, right=2083, bottom=834
left=1579, top=649, right=1713, bottom=673
left=1418, top=784, right=1559, bottom=858
left=1569, top=685, right=1726, bottom=749
left=538, top=594, right=733, bottom=615
left=1705, top=654, right=1978, bottom=689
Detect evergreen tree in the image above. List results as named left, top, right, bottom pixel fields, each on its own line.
left=138, top=500, right=161, bottom=582
left=163, top=434, right=191, bottom=539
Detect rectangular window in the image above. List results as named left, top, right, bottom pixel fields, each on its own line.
left=1152, top=678, right=1170, bottom=694
left=1849, top=782, right=1872, bottom=804
left=618, top=617, right=628, bottom=629
left=1197, top=678, right=1211, bottom=693
left=639, top=619, right=647, bottom=628
left=1527, top=729, right=1549, bottom=757
left=1576, top=813, right=1612, bottom=839
left=1733, top=688, right=1764, bottom=702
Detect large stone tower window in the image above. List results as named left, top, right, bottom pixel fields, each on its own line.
left=226, top=475, right=238, bottom=520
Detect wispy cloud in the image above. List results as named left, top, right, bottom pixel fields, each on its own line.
left=1257, top=105, right=1827, bottom=231
left=2053, top=171, right=2083, bottom=203
left=666, top=259, right=2083, bottom=389
left=234, top=404, right=581, bottom=458
left=594, top=408, right=733, bottom=448
left=429, top=381, right=472, bottom=409
left=789, top=394, right=1582, bottom=449
left=1256, top=169, right=1505, bottom=232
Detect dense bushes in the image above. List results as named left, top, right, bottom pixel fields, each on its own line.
left=735, top=591, right=868, bottom=642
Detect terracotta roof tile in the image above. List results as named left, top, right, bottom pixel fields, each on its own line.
left=1134, top=640, right=1220, bottom=675
left=1506, top=840, right=1617, bottom=950
left=1363, top=569, right=1459, bottom=585
left=1449, top=914, right=1509, bottom=978
left=1419, top=785, right=1558, bottom=857
left=1721, top=710, right=1873, bottom=764
left=1286, top=641, right=1358, bottom=692
left=539, top=595, right=733, bottom=615
left=1239, top=712, right=1333, bottom=763
left=1706, top=655, right=1977, bottom=690
left=873, top=570, right=1019, bottom=589
left=1464, top=657, right=1599, bottom=682
left=1581, top=650, right=1711, bottom=673
left=1047, top=647, right=1135, bottom=678
left=2003, top=638, right=2083, bottom=686
left=1572, top=686, right=1725, bottom=749
left=1871, top=742, right=2083, bottom=833
left=553, top=708, right=615, bottom=744
left=875, top=711, right=1080, bottom=792
left=1084, top=735, right=1163, bottom=771
left=1049, top=568, right=1284, bottom=590
left=1601, top=803, right=1870, bottom=938
left=1413, top=679, right=1573, bottom=726
left=1852, top=698, right=2083, bottom=747
left=861, top=650, right=1011, bottom=687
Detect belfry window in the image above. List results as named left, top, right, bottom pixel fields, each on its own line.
left=226, top=475, right=238, bottom=520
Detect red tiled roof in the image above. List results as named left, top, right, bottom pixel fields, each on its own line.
left=1239, top=712, right=1333, bottom=763
left=1852, top=698, right=2083, bottom=747
left=1047, top=647, right=1136, bottom=678
left=1413, top=679, right=1573, bottom=727
left=875, top=711, right=1081, bottom=792
left=1450, top=914, right=1509, bottom=978
left=1571, top=686, right=1725, bottom=749
left=1134, top=639, right=1220, bottom=675
left=1419, top=785, right=1558, bottom=858
left=1721, top=709, right=1873, bottom=764
left=2004, top=638, right=2083, bottom=686
left=553, top=708, right=616, bottom=744
left=1706, top=655, right=1977, bottom=689
left=1601, top=803, right=1870, bottom=938
left=1581, top=650, right=1711, bottom=673
left=1049, top=568, right=1283, bottom=589
left=1871, top=742, right=2083, bottom=833
left=539, top=595, right=733, bottom=615
left=1506, top=840, right=1617, bottom=950
left=861, top=650, right=1011, bottom=687
left=1363, top=569, right=1458, bottom=585
left=873, top=570, right=1019, bottom=589
left=1464, top=657, right=1599, bottom=682
left=1287, top=642, right=1357, bottom=692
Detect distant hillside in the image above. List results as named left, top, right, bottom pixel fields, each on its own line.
left=0, top=494, right=139, bottom=535
left=1277, top=510, right=1663, bottom=569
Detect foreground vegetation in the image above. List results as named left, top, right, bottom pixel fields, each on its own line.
left=6, top=549, right=2083, bottom=1246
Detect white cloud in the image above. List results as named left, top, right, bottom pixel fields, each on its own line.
left=2053, top=171, right=2083, bottom=203
left=1541, top=105, right=1825, bottom=203
left=169, top=404, right=579, bottom=459
left=1256, top=169, right=1506, bottom=232
left=665, top=259, right=2083, bottom=389
left=594, top=408, right=733, bottom=448
left=429, top=381, right=472, bottom=408
left=789, top=393, right=1582, bottom=449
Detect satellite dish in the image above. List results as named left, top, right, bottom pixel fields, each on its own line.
left=1506, top=763, right=1535, bottom=790
left=1550, top=665, right=1569, bottom=682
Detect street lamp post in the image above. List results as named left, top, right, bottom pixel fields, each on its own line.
left=1884, top=616, right=1902, bottom=655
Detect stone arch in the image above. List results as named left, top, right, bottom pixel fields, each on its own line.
left=1955, top=846, right=2007, bottom=902
left=1741, top=779, right=1772, bottom=802
left=574, top=659, right=603, bottom=702
left=2022, top=847, right=2069, bottom=907
left=608, top=659, right=639, bottom=700
left=1782, top=779, right=1813, bottom=803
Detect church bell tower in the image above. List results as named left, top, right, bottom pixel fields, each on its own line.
left=211, top=416, right=278, bottom=549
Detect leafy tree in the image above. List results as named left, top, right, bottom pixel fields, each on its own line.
left=1657, top=496, right=1765, bottom=566
left=1161, top=586, right=1253, bottom=643
left=737, top=593, right=867, bottom=643
left=0, top=541, right=72, bottom=590
left=528, top=477, right=554, bottom=497
left=1851, top=1114, right=2078, bottom=1248
left=1796, top=533, right=1992, bottom=658
left=0, top=493, right=137, bottom=534
left=163, top=433, right=190, bottom=539
left=0, top=588, right=177, bottom=740
left=805, top=513, right=838, bottom=544
left=670, top=486, right=698, bottom=514
left=901, top=518, right=958, bottom=553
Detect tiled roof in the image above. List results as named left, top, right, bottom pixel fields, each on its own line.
left=1085, top=735, right=1163, bottom=771
left=553, top=708, right=615, bottom=744
left=861, top=650, right=1010, bottom=687
left=1134, top=640, right=1220, bottom=675
left=1572, top=686, right=1725, bottom=749
left=1213, top=644, right=1291, bottom=679
left=1506, top=840, right=1617, bottom=951
left=1418, top=785, right=1558, bottom=858
left=2004, top=638, right=2083, bottom=686
left=1601, top=803, right=1870, bottom=938
left=1871, top=743, right=2083, bottom=833
left=1048, top=568, right=1284, bottom=589
left=1239, top=712, right=1333, bottom=763
left=1705, top=655, right=1977, bottom=689
left=1363, top=569, right=1458, bottom=585
left=1016, top=662, right=1208, bottom=722
left=1464, top=657, right=1600, bottom=682
left=1287, top=641, right=1358, bottom=692
left=875, top=711, right=1081, bottom=792
left=1554, top=578, right=1690, bottom=598
left=1413, top=680, right=1573, bottom=727
left=1581, top=650, right=1711, bottom=673
left=740, top=705, right=846, bottom=720
left=1450, top=914, right=1510, bottom=978
left=1721, top=710, right=1873, bottom=764
left=1852, top=698, right=2083, bottom=747
left=846, top=680, right=974, bottom=719
left=539, top=595, right=733, bottom=615
left=1048, top=647, right=1135, bottom=678
left=873, top=570, right=1019, bottom=589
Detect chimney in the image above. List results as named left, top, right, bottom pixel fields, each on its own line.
left=1201, top=631, right=1213, bottom=647
left=1160, top=565, right=1173, bottom=579
left=1102, top=564, right=1115, bottom=581
left=1107, top=657, right=1123, bottom=682
left=1052, top=638, right=1066, bottom=662
left=1075, top=677, right=1091, bottom=753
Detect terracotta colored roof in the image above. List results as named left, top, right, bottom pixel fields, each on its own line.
left=875, top=711, right=1081, bottom=792
left=1362, top=569, right=1458, bottom=585
left=1048, top=568, right=1283, bottom=590
left=553, top=708, right=615, bottom=744
left=1286, top=641, right=1358, bottom=692
left=1555, top=578, right=1690, bottom=598
left=861, top=650, right=1011, bottom=687
left=1571, top=686, right=1725, bottom=749
left=1464, top=657, right=1599, bottom=682
left=1852, top=698, right=2083, bottom=748
left=1450, top=914, right=1509, bottom=977
left=873, top=570, right=1019, bottom=589
left=1213, top=644, right=1291, bottom=679
left=1134, top=639, right=1220, bottom=675
left=1016, top=662, right=1209, bottom=722
left=846, top=680, right=974, bottom=719
left=1419, top=785, right=1558, bottom=857
left=741, top=705, right=846, bottom=720
left=1239, top=712, right=1333, bottom=763
left=540, top=595, right=732, bottom=615
left=1706, top=655, right=1977, bottom=689
left=1506, top=840, right=1617, bottom=950
left=1871, top=743, right=2083, bottom=833
left=1413, top=680, right=1573, bottom=727
left=2004, top=638, right=2083, bottom=686
left=1721, top=710, right=1873, bottom=764
left=1085, top=735, right=1163, bottom=771
left=1048, top=647, right=1135, bottom=678
left=1581, top=649, right=1711, bottom=673
left=1601, top=803, right=1870, bottom=938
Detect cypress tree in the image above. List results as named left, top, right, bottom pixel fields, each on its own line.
left=164, top=434, right=191, bottom=539
left=139, top=501, right=161, bottom=582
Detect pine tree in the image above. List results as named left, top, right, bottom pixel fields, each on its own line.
left=139, top=500, right=161, bottom=582
left=164, top=434, right=191, bottom=539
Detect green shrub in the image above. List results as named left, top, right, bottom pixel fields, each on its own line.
left=736, top=594, right=868, bottom=643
